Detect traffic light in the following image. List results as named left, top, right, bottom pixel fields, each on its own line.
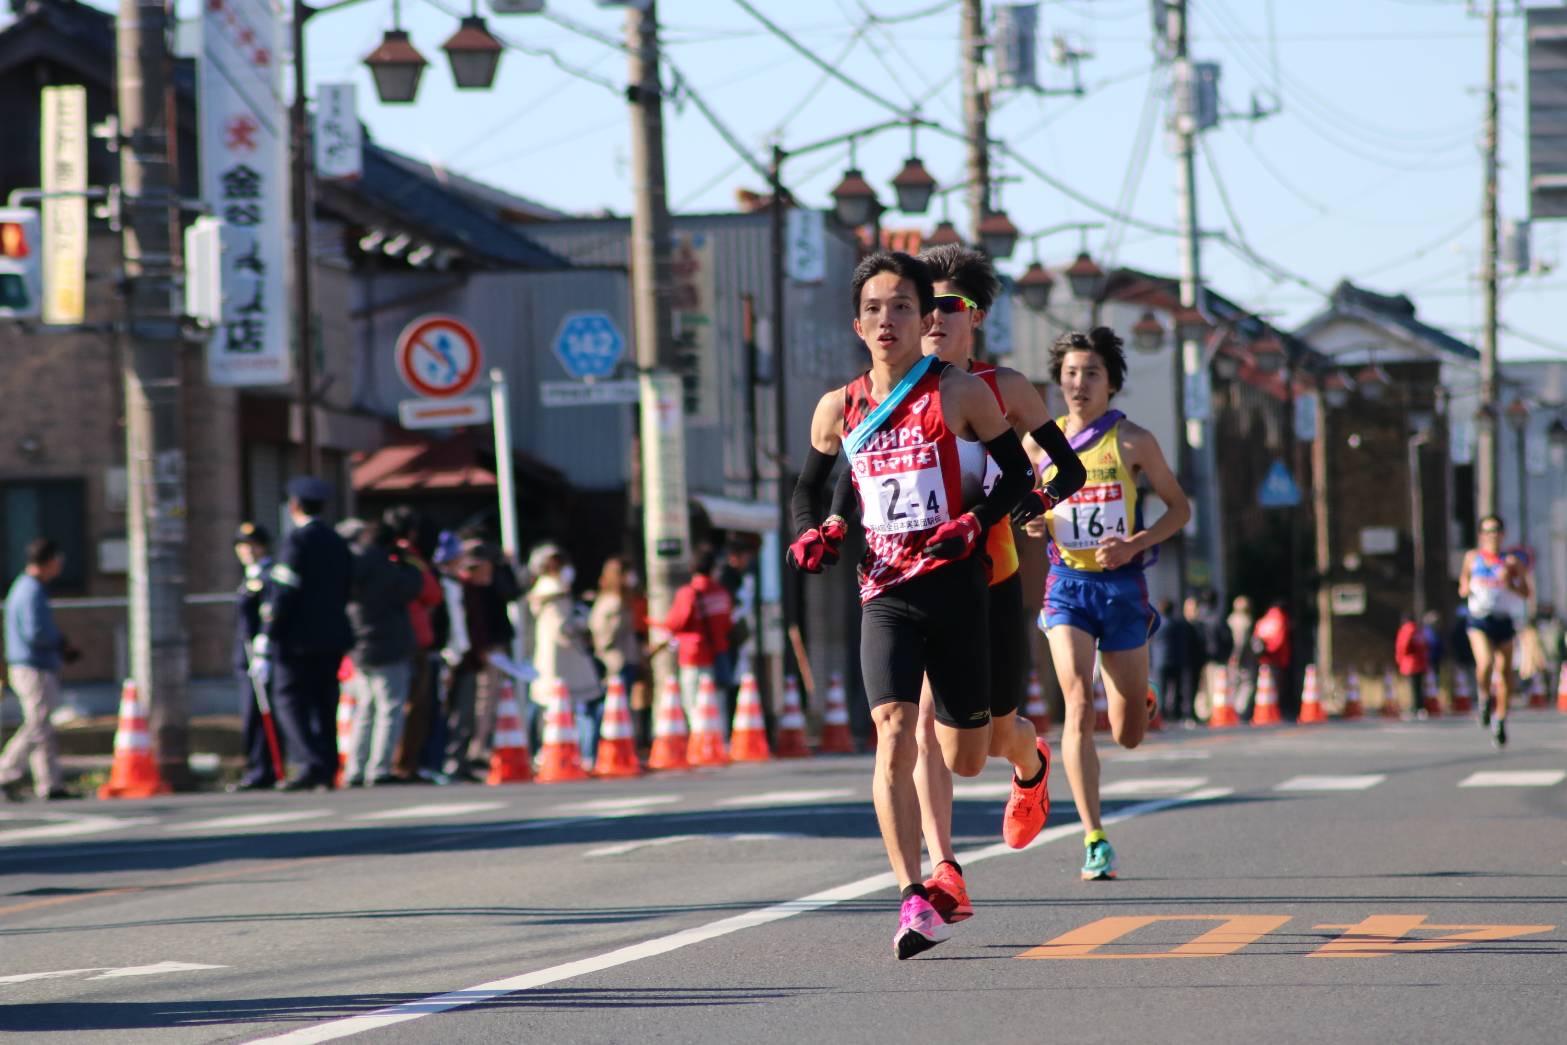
left=0, top=207, right=42, bottom=321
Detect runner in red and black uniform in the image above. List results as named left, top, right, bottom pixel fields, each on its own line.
left=787, top=251, right=1035, bottom=959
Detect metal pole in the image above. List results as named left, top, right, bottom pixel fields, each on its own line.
left=1477, top=0, right=1500, bottom=521
left=1284, top=357, right=1300, bottom=718
left=769, top=146, right=796, bottom=684
left=1169, top=0, right=1197, bottom=602
left=961, top=0, right=990, bottom=243
left=291, top=0, right=319, bottom=475
left=490, top=369, right=524, bottom=667
left=1516, top=422, right=1529, bottom=549
left=1312, top=384, right=1334, bottom=694
left=118, top=0, right=191, bottom=788
left=627, top=1, right=685, bottom=678
left=743, top=292, right=760, bottom=501
left=1409, top=431, right=1430, bottom=620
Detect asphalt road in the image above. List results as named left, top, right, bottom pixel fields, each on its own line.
left=3, top=711, right=1564, bottom=1044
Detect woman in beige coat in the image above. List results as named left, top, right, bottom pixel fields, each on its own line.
left=527, top=544, right=601, bottom=762
left=589, top=556, right=643, bottom=741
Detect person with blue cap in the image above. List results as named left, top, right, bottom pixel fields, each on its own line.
left=249, top=477, right=354, bottom=790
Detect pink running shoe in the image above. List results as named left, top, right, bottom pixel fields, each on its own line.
left=893, top=893, right=952, bottom=959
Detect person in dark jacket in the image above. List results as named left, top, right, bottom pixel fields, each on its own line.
left=231, top=523, right=283, bottom=790
left=1152, top=597, right=1199, bottom=723
left=251, top=477, right=353, bottom=791
left=340, top=519, right=424, bottom=786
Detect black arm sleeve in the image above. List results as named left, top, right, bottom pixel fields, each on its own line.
left=790, top=446, right=838, bottom=535
left=971, top=430, right=1034, bottom=529
left=829, top=463, right=859, bottom=522
left=1032, top=420, right=1086, bottom=502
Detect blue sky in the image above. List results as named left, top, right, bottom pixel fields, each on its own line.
left=68, top=0, right=1567, bottom=361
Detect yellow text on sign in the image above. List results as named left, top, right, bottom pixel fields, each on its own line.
left=1019, top=914, right=1554, bottom=960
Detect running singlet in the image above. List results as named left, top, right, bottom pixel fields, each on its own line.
left=968, top=362, right=1020, bottom=585
left=844, top=363, right=983, bottom=603
left=1466, top=551, right=1516, bottom=619
left=1043, top=413, right=1141, bottom=572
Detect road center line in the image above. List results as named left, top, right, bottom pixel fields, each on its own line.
left=246, top=787, right=1231, bottom=1044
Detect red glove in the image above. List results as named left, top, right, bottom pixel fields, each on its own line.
left=1010, top=488, right=1059, bottom=526
left=787, top=516, right=848, bottom=573
left=923, top=513, right=982, bottom=560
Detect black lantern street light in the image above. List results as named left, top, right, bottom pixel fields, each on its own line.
left=442, top=8, right=505, bottom=91
left=1250, top=333, right=1287, bottom=376
left=365, top=28, right=427, bottom=103
left=1013, top=222, right=1104, bottom=315
left=1131, top=310, right=1166, bottom=355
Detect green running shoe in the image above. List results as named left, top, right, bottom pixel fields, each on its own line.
left=1081, top=837, right=1118, bottom=881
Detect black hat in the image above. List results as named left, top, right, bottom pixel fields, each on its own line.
left=286, top=476, right=334, bottom=502
left=234, top=521, right=272, bottom=546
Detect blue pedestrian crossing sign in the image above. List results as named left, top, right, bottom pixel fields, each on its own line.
left=552, top=311, right=624, bottom=379
left=1258, top=459, right=1302, bottom=508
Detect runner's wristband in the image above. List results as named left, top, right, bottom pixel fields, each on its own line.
left=1031, top=420, right=1086, bottom=503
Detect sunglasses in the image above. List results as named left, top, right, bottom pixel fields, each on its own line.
left=933, top=294, right=979, bottom=315
left=1480, top=526, right=1502, bottom=535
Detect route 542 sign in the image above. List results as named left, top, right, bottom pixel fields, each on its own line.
left=552, top=311, right=624, bottom=379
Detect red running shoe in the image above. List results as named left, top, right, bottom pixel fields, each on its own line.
left=1001, top=737, right=1051, bottom=849
left=923, top=860, right=973, bottom=923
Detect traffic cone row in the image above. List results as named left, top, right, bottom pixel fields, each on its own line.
left=1451, top=667, right=1474, bottom=714
left=98, top=679, right=171, bottom=799
left=1527, top=671, right=1549, bottom=710
left=593, top=676, right=642, bottom=778
left=335, top=667, right=358, bottom=789
left=1207, top=664, right=1240, bottom=728
left=486, top=682, right=532, bottom=785
left=729, top=674, right=771, bottom=762
left=535, top=681, right=588, bottom=783
left=1024, top=671, right=1051, bottom=733
left=687, top=676, right=730, bottom=768
left=774, top=676, right=811, bottom=758
left=1558, top=665, right=1567, bottom=714
left=1252, top=665, right=1282, bottom=726
left=647, top=676, right=689, bottom=772
left=1380, top=669, right=1402, bottom=720
left=1342, top=669, right=1364, bottom=719
left=1298, top=664, right=1326, bottom=724
left=1422, top=671, right=1442, bottom=717
left=819, top=673, right=854, bottom=754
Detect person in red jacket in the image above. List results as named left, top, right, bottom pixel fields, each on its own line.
left=384, top=506, right=446, bottom=782
left=663, top=544, right=733, bottom=720
left=1394, top=612, right=1429, bottom=716
left=1251, top=601, right=1291, bottom=716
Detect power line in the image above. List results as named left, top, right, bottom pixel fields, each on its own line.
left=731, top=0, right=913, bottom=118
left=1349, top=216, right=1478, bottom=280
left=1102, top=67, right=1161, bottom=267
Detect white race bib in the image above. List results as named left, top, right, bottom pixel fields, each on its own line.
left=1054, top=482, right=1128, bottom=552
left=854, top=445, right=951, bottom=535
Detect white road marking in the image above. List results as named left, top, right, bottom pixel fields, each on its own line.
left=246, top=787, right=1231, bottom=1044
left=1101, top=777, right=1209, bottom=796
left=1275, top=774, right=1387, bottom=792
left=0, top=962, right=226, bottom=985
left=0, top=814, right=155, bottom=844
left=1115, top=749, right=1212, bottom=763
left=169, top=811, right=335, bottom=832
left=716, top=788, right=855, bottom=807
left=351, top=802, right=508, bottom=822
left=554, top=796, right=681, bottom=813
left=1459, top=770, right=1566, bottom=788
left=585, top=832, right=806, bottom=858
left=951, top=781, right=1013, bottom=799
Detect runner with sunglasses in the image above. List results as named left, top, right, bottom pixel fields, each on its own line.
left=787, top=251, right=1035, bottom=958
left=1459, top=514, right=1531, bottom=747
left=1021, top=327, right=1189, bottom=881
left=835, top=244, right=1086, bottom=923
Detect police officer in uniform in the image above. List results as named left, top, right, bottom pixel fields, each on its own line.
left=250, top=477, right=353, bottom=791
left=232, top=522, right=283, bottom=790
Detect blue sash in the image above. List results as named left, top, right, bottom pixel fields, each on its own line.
left=842, top=355, right=938, bottom=458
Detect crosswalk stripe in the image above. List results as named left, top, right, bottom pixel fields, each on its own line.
left=0, top=815, right=154, bottom=844
left=352, top=802, right=508, bottom=822
left=952, top=781, right=1013, bottom=799
left=169, top=811, right=335, bottom=832
left=1101, top=777, right=1209, bottom=796
left=1275, top=775, right=1386, bottom=791
left=716, top=789, right=855, bottom=807
left=555, top=796, right=681, bottom=813
left=1458, top=770, right=1566, bottom=788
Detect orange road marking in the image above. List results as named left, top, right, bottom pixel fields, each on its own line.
left=1019, top=915, right=1290, bottom=959
left=1310, top=915, right=1555, bottom=957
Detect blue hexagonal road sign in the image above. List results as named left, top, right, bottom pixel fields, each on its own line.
left=552, top=311, right=625, bottom=380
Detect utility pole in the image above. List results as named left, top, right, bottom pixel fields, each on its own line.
left=291, top=0, right=319, bottom=476
left=626, top=1, right=686, bottom=690
left=117, top=0, right=191, bottom=788
left=1477, top=0, right=1501, bottom=522
left=961, top=0, right=990, bottom=241
left=1168, top=0, right=1198, bottom=603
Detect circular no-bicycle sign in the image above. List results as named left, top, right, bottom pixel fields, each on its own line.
left=396, top=314, right=483, bottom=399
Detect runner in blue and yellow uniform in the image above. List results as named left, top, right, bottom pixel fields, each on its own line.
left=1459, top=514, right=1531, bottom=747
left=1023, top=327, right=1190, bottom=880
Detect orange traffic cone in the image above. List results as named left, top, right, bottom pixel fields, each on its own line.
left=98, top=679, right=171, bottom=799
left=1381, top=669, right=1402, bottom=720
left=1557, top=665, right=1567, bottom=714
left=1252, top=665, right=1282, bottom=725
left=1298, top=664, right=1326, bottom=724
left=687, top=675, right=730, bottom=768
left=1341, top=669, right=1364, bottom=719
left=1450, top=666, right=1474, bottom=714
left=730, top=674, right=772, bottom=762
left=1024, top=670, right=1051, bottom=733
left=535, top=680, right=588, bottom=783
left=1207, top=664, right=1239, bottom=727
left=335, top=668, right=358, bottom=789
left=593, top=675, right=642, bottom=778
left=819, top=673, right=854, bottom=754
left=1527, top=671, right=1548, bottom=709
left=1422, top=671, right=1442, bottom=717
left=487, top=681, right=533, bottom=785
left=775, top=676, right=811, bottom=758
left=1092, top=673, right=1111, bottom=732
left=647, top=675, right=690, bottom=772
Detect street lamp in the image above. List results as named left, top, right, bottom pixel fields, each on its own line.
left=1356, top=364, right=1390, bottom=401
left=365, top=20, right=428, bottom=104
left=926, top=220, right=963, bottom=247
left=829, top=167, right=879, bottom=229
left=442, top=10, right=504, bottom=90
left=1174, top=304, right=1208, bottom=345
left=1131, top=310, right=1165, bottom=354
left=1250, top=333, right=1286, bottom=376
left=1064, top=251, right=1106, bottom=301
left=891, top=156, right=936, bottom=214
left=1016, top=261, right=1054, bottom=312
left=977, top=209, right=1020, bottom=259
left=1321, top=370, right=1352, bottom=409
left=1210, top=340, right=1242, bottom=381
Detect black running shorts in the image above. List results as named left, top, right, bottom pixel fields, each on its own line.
left=861, top=556, right=991, bottom=729
left=987, top=572, right=1027, bottom=718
